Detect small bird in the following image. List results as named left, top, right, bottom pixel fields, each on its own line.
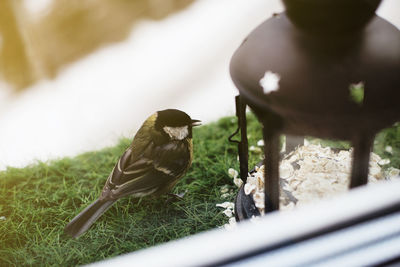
left=65, top=109, right=200, bottom=238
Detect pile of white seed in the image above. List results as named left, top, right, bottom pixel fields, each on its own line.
left=217, top=142, right=399, bottom=229
left=247, top=143, right=399, bottom=214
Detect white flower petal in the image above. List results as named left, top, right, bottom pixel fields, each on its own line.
left=224, top=219, right=237, bottom=230
left=249, top=146, right=262, bottom=153
left=378, top=158, right=390, bottom=166
left=387, top=167, right=400, bottom=179
left=221, top=193, right=230, bottom=199
left=228, top=168, right=238, bottom=179
left=216, top=202, right=235, bottom=209
left=303, top=139, right=310, bottom=146
left=233, top=177, right=243, bottom=188
left=385, top=146, right=393, bottom=154
left=220, top=185, right=229, bottom=194
left=223, top=209, right=234, bottom=217
left=259, top=71, right=280, bottom=94
left=244, top=183, right=256, bottom=195
left=279, top=161, right=294, bottom=179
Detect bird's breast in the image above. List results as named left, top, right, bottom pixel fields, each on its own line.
left=153, top=139, right=192, bottom=176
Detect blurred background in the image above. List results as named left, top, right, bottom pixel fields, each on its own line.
left=0, top=0, right=399, bottom=170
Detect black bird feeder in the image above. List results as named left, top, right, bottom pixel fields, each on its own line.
left=229, top=0, right=400, bottom=221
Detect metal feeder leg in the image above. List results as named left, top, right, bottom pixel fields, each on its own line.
left=228, top=95, right=249, bottom=182
left=263, top=127, right=281, bottom=212
left=349, top=135, right=374, bottom=188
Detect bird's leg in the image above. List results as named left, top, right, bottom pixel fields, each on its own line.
left=165, top=190, right=187, bottom=203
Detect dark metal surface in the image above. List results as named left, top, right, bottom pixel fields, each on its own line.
left=262, top=126, right=280, bottom=212
left=234, top=184, right=261, bottom=221
left=282, top=0, right=382, bottom=34
left=350, top=135, right=375, bottom=188
left=230, top=14, right=400, bottom=140
left=228, top=95, right=249, bottom=182
left=230, top=2, right=400, bottom=215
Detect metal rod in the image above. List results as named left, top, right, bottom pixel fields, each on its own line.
left=263, top=127, right=280, bottom=212
left=228, top=95, right=249, bottom=182
left=349, top=134, right=374, bottom=188
left=237, top=96, right=249, bottom=182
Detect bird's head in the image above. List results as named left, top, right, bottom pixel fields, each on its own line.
left=155, top=109, right=201, bottom=140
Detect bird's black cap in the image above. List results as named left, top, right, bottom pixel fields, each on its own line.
left=156, top=109, right=193, bottom=128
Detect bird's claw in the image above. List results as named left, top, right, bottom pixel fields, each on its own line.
left=165, top=190, right=187, bottom=203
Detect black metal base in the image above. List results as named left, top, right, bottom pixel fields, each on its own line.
left=234, top=184, right=261, bottom=221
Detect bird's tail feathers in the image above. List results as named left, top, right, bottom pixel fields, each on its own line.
left=64, top=198, right=116, bottom=238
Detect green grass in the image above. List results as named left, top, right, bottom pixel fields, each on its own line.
left=0, top=115, right=399, bottom=266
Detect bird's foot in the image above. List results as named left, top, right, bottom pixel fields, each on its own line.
left=165, top=190, right=187, bottom=203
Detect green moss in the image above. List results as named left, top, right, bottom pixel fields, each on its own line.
left=0, top=114, right=261, bottom=266
left=0, top=114, right=398, bottom=266
left=349, top=82, right=365, bottom=105
left=373, top=122, right=400, bottom=169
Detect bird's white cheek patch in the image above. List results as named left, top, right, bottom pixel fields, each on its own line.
left=260, top=71, right=280, bottom=94
left=163, top=126, right=188, bottom=140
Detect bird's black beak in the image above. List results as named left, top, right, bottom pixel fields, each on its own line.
left=191, top=119, right=201, bottom=127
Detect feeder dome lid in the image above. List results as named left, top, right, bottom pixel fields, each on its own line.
left=230, top=13, right=400, bottom=139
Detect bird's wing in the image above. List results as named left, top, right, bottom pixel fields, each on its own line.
left=120, top=141, right=192, bottom=196
left=103, top=150, right=173, bottom=199
left=107, top=146, right=154, bottom=187
left=105, top=113, right=162, bottom=186
left=103, top=140, right=191, bottom=199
